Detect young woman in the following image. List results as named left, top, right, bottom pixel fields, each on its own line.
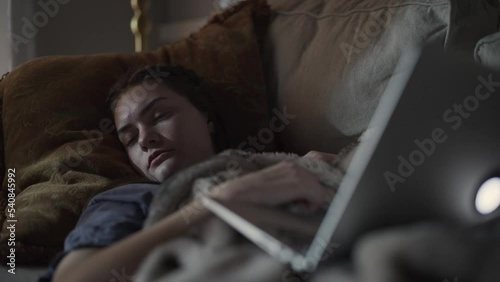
left=40, top=65, right=337, bottom=282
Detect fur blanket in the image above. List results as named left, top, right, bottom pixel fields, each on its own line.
left=134, top=144, right=358, bottom=282
left=133, top=218, right=500, bottom=282
left=133, top=137, right=500, bottom=282
left=143, top=146, right=357, bottom=227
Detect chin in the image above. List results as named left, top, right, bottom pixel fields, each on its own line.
left=155, top=160, right=181, bottom=182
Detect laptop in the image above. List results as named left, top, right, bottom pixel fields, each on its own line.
left=195, top=41, right=500, bottom=273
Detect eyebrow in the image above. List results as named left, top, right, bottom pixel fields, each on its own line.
left=117, top=97, right=168, bottom=135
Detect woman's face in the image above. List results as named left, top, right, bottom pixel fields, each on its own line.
left=114, top=83, right=215, bottom=182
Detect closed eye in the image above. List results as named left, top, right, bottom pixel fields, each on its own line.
left=154, top=114, right=166, bottom=122
left=125, top=136, right=137, bottom=147
left=154, top=112, right=172, bottom=123
left=124, top=113, right=171, bottom=147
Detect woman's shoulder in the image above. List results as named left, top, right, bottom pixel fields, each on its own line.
left=86, top=180, right=161, bottom=210
left=71, top=181, right=162, bottom=240
left=97, top=181, right=160, bottom=196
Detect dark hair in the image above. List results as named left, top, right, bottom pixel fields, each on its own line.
left=106, top=64, right=228, bottom=153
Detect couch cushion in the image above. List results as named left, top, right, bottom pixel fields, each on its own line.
left=263, top=0, right=500, bottom=154
left=475, top=31, right=500, bottom=71
left=0, top=0, right=273, bottom=265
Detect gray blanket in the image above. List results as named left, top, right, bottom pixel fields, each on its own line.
left=134, top=145, right=356, bottom=282
left=134, top=144, right=500, bottom=282
left=134, top=218, right=500, bottom=282
left=143, top=147, right=356, bottom=228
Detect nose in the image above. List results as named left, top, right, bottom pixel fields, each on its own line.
left=138, top=126, right=160, bottom=149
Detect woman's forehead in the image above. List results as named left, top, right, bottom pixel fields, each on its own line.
left=113, top=84, right=188, bottom=124
left=118, top=84, right=179, bottom=108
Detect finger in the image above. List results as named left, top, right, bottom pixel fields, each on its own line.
left=303, top=184, right=330, bottom=207
left=268, top=162, right=327, bottom=205
left=267, top=176, right=328, bottom=207
left=319, top=152, right=339, bottom=163
left=303, top=150, right=320, bottom=158
left=303, top=151, right=339, bottom=163
left=257, top=160, right=299, bottom=181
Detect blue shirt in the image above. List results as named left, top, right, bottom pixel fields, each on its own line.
left=38, top=182, right=159, bottom=282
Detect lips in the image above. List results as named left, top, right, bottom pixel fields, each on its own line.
left=148, top=149, right=174, bottom=168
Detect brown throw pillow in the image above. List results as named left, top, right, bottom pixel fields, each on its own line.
left=0, top=0, right=273, bottom=265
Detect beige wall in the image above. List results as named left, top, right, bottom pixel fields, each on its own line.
left=0, top=0, right=10, bottom=74
left=6, top=0, right=219, bottom=68
left=170, top=0, right=213, bottom=20
left=8, top=0, right=134, bottom=67
left=150, top=0, right=214, bottom=48
left=35, top=0, right=134, bottom=57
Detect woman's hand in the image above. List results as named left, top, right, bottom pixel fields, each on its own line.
left=210, top=160, right=329, bottom=210
left=303, top=150, right=339, bottom=163
left=304, top=148, right=359, bottom=173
